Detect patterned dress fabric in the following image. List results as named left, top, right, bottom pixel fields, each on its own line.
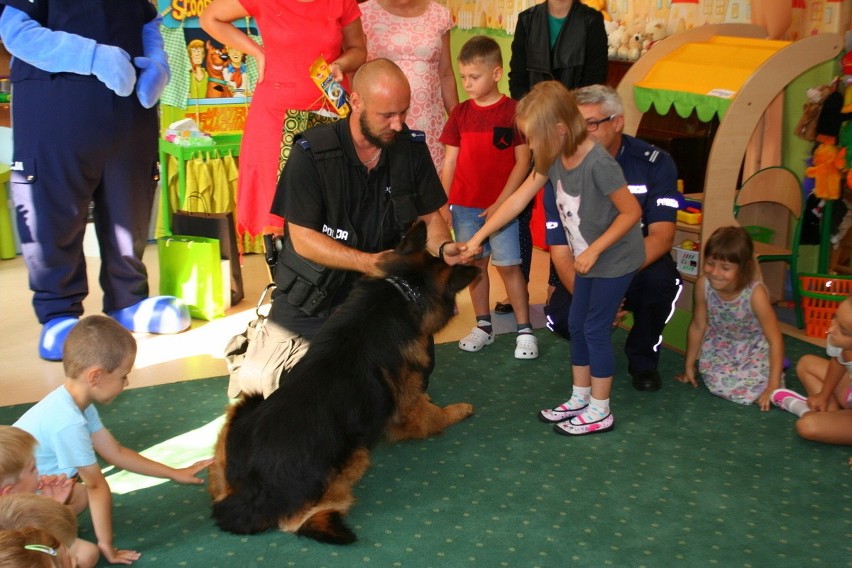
left=234, top=0, right=360, bottom=239
left=361, top=0, right=453, bottom=171
left=699, top=279, right=781, bottom=404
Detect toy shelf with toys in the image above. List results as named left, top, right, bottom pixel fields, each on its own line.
left=673, top=195, right=703, bottom=281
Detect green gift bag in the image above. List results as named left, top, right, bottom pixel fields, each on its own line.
left=157, top=236, right=225, bottom=321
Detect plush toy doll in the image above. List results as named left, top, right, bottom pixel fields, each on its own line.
left=606, top=22, right=625, bottom=60
left=806, top=143, right=847, bottom=200
left=0, top=3, right=191, bottom=360
left=795, top=84, right=835, bottom=141
left=642, top=19, right=667, bottom=56
left=625, top=24, right=645, bottom=61
left=618, top=23, right=645, bottom=61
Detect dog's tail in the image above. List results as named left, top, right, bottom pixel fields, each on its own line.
left=296, top=510, right=356, bottom=545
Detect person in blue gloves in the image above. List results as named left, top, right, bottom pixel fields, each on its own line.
left=0, top=2, right=191, bottom=360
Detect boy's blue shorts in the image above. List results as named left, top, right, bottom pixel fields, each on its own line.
left=451, top=205, right=521, bottom=266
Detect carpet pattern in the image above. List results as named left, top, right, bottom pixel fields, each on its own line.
left=1, top=330, right=849, bottom=567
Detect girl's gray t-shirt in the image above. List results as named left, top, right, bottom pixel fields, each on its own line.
left=547, top=143, right=644, bottom=278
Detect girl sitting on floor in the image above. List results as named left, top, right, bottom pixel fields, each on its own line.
left=772, top=295, right=852, bottom=452
left=676, top=226, right=785, bottom=409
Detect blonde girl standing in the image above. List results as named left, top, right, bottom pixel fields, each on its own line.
left=462, top=81, right=643, bottom=435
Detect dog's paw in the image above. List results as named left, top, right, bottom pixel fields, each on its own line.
left=445, top=402, right=475, bottom=423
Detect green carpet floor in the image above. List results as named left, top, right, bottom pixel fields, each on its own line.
left=1, top=330, right=849, bottom=567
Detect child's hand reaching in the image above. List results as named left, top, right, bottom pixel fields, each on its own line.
left=171, top=457, right=215, bottom=485
left=38, top=474, right=75, bottom=504
left=461, top=239, right=483, bottom=263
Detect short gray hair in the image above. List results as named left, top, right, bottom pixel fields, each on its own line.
left=573, top=84, right=624, bottom=116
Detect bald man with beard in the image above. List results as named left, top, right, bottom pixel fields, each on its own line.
left=261, top=59, right=466, bottom=387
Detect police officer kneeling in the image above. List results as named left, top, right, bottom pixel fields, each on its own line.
left=265, top=58, right=466, bottom=389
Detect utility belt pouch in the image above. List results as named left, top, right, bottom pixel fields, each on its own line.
left=274, top=232, right=339, bottom=316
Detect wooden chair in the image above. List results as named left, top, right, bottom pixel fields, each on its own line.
left=733, top=166, right=804, bottom=328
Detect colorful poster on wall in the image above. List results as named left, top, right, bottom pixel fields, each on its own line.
left=157, top=1, right=260, bottom=134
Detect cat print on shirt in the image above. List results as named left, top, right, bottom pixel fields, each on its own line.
left=554, top=180, right=589, bottom=255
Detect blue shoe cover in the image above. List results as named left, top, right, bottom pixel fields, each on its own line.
left=109, top=296, right=191, bottom=334
left=39, top=317, right=79, bottom=361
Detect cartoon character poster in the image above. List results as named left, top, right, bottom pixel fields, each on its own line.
left=157, top=1, right=260, bottom=133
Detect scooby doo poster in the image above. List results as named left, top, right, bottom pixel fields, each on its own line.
left=157, top=1, right=260, bottom=134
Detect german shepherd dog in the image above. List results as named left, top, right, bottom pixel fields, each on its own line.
left=208, top=221, right=479, bottom=544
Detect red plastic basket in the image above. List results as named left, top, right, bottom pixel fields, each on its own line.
left=799, top=274, right=852, bottom=337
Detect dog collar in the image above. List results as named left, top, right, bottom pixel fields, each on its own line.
left=385, top=276, right=424, bottom=310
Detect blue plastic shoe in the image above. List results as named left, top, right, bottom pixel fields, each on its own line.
left=109, top=296, right=191, bottom=334
left=39, top=317, right=79, bottom=361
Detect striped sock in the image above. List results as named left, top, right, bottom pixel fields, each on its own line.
left=476, top=315, right=492, bottom=335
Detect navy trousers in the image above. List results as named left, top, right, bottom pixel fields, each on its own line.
left=621, top=256, right=682, bottom=374
left=548, top=255, right=682, bottom=375
left=10, top=78, right=159, bottom=323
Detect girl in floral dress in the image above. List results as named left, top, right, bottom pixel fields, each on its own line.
left=677, top=226, right=785, bottom=409
left=360, top=0, right=458, bottom=172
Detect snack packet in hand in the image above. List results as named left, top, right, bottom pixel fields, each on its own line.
left=310, top=56, right=350, bottom=118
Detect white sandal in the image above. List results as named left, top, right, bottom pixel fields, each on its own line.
left=459, top=327, right=494, bottom=352
left=514, top=333, right=538, bottom=359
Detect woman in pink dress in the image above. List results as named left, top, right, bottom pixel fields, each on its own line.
left=201, top=0, right=367, bottom=248
left=360, top=0, right=458, bottom=171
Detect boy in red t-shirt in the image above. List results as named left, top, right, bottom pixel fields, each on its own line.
left=439, top=36, right=535, bottom=359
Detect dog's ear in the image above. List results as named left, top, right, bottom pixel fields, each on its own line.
left=397, top=220, right=427, bottom=255
left=448, top=265, right=480, bottom=294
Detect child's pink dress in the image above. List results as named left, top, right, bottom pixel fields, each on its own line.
left=699, top=279, right=782, bottom=404
left=361, top=0, right=454, bottom=171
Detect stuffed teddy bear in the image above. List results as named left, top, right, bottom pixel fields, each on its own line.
left=0, top=3, right=191, bottom=360
left=607, top=21, right=626, bottom=60
left=619, top=23, right=645, bottom=62
left=806, top=143, right=847, bottom=200
left=642, top=19, right=667, bottom=57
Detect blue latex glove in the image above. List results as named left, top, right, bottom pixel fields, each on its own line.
left=134, top=17, right=170, bottom=109
left=0, top=6, right=136, bottom=97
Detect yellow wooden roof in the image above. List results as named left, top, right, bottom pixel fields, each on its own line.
left=633, top=36, right=791, bottom=121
